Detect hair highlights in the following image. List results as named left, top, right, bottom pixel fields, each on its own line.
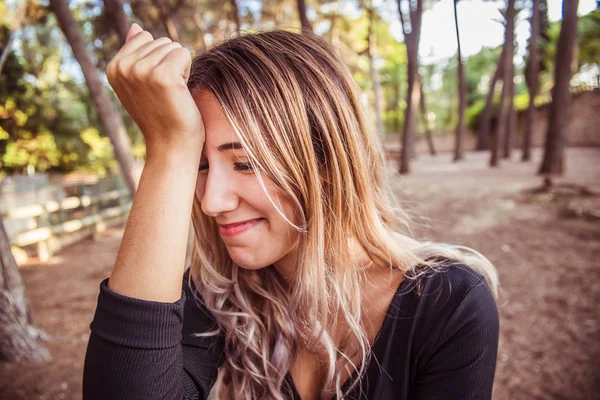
left=186, top=29, right=499, bottom=400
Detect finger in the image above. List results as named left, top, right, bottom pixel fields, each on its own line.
left=126, top=23, right=143, bottom=43
left=171, top=48, right=192, bottom=83
left=131, top=42, right=183, bottom=77
left=156, top=47, right=192, bottom=83
left=129, top=37, right=173, bottom=61
left=117, top=30, right=155, bottom=59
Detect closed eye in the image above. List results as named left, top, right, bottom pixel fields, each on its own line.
left=198, top=162, right=254, bottom=173
left=233, top=162, right=253, bottom=172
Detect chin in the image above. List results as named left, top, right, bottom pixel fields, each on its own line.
left=227, top=250, right=270, bottom=271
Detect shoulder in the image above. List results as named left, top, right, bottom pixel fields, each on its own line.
left=410, top=262, right=492, bottom=302
left=404, top=263, right=498, bottom=324
left=403, top=263, right=500, bottom=363
left=385, top=264, right=500, bottom=398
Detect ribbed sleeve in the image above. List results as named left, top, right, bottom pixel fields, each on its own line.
left=89, top=278, right=185, bottom=349
left=82, top=270, right=222, bottom=400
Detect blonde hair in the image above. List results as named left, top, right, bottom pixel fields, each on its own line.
left=186, top=29, right=498, bottom=400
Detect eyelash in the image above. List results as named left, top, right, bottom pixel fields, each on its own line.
left=198, top=162, right=254, bottom=173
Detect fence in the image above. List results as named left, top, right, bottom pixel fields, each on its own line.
left=1, top=174, right=132, bottom=262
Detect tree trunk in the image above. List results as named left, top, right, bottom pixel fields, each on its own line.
left=396, top=0, right=423, bottom=174
left=0, top=218, right=50, bottom=361
left=539, top=0, right=579, bottom=176
left=393, top=67, right=402, bottom=134
left=328, top=0, right=340, bottom=46
left=503, top=91, right=515, bottom=159
left=193, top=12, right=207, bottom=51
left=523, top=0, right=540, bottom=162
left=297, top=0, right=313, bottom=33
left=501, top=0, right=516, bottom=160
left=51, top=0, right=138, bottom=198
left=367, top=4, right=385, bottom=137
left=103, top=0, right=130, bottom=44
left=0, top=30, right=16, bottom=76
left=162, top=15, right=180, bottom=42
left=419, top=82, right=436, bottom=156
left=401, top=55, right=419, bottom=173
left=229, top=0, right=241, bottom=36
left=509, top=107, right=517, bottom=154
left=477, top=44, right=505, bottom=151
left=453, top=0, right=466, bottom=162
left=490, top=0, right=515, bottom=167
left=491, top=75, right=508, bottom=167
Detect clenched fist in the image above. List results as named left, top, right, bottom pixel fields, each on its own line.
left=106, top=23, right=204, bottom=157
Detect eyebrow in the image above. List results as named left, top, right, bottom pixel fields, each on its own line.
left=217, top=142, right=243, bottom=152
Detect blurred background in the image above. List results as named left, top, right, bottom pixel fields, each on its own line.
left=0, top=0, right=599, bottom=399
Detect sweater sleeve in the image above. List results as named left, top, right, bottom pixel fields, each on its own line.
left=411, top=270, right=500, bottom=400
left=82, top=269, right=223, bottom=400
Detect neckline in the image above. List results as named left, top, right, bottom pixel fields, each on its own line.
left=284, top=273, right=411, bottom=399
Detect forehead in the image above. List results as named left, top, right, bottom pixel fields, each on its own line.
left=192, top=90, right=238, bottom=146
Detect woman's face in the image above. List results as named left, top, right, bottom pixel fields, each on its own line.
left=194, top=91, right=300, bottom=278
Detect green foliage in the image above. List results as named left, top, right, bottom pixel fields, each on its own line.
left=1, top=0, right=597, bottom=178
left=465, top=46, right=503, bottom=105
left=465, top=100, right=485, bottom=130
left=578, top=9, right=600, bottom=67
left=3, top=128, right=61, bottom=171
left=0, top=13, right=116, bottom=175
left=538, top=10, right=599, bottom=89
left=513, top=92, right=530, bottom=111
left=79, top=127, right=116, bottom=174
left=333, top=5, right=407, bottom=135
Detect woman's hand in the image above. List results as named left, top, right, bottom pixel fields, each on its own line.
left=106, top=23, right=204, bottom=156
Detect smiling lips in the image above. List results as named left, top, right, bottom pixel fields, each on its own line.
left=219, top=218, right=264, bottom=237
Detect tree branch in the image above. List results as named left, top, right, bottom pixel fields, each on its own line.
left=396, top=0, right=408, bottom=39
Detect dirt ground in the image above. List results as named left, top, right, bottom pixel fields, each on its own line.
left=1, top=147, right=599, bottom=400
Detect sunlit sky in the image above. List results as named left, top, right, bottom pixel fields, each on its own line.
left=388, top=0, right=598, bottom=65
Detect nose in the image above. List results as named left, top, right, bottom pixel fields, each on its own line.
left=200, top=170, right=240, bottom=217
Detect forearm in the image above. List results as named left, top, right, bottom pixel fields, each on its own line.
left=108, top=149, right=200, bottom=302
left=83, top=274, right=208, bottom=400
left=83, top=305, right=188, bottom=400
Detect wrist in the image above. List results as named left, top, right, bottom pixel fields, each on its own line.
left=145, top=140, right=203, bottom=167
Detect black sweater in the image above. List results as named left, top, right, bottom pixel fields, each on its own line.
left=82, top=263, right=499, bottom=399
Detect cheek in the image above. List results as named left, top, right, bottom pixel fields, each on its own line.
left=266, top=193, right=300, bottom=239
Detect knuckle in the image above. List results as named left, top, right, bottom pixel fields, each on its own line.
left=148, top=38, right=171, bottom=50
left=156, top=37, right=172, bottom=45
left=106, top=60, right=115, bottom=77
left=165, top=42, right=182, bottom=52
left=115, top=59, right=130, bottom=78
left=173, top=46, right=189, bottom=56
left=165, top=46, right=189, bottom=62
left=131, top=62, right=147, bottom=80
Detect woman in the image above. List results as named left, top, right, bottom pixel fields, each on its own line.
left=83, top=23, right=500, bottom=400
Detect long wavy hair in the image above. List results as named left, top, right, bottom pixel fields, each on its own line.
left=186, top=29, right=499, bottom=400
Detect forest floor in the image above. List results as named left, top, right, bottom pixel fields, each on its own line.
left=1, top=147, right=599, bottom=400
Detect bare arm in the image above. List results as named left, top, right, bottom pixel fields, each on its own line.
left=103, top=23, right=205, bottom=302
left=107, top=151, right=200, bottom=302
left=82, top=24, right=212, bottom=400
